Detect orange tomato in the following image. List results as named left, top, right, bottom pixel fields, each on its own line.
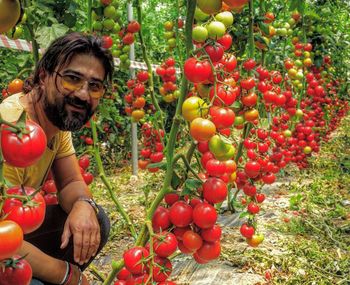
left=7, top=78, right=24, bottom=95
left=131, top=109, right=145, bottom=121
left=132, top=97, right=146, bottom=109
left=244, top=109, right=259, bottom=122
left=190, top=118, right=216, bottom=142
left=138, top=159, right=149, bottom=170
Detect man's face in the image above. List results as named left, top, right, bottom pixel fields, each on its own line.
left=41, top=54, right=106, bottom=131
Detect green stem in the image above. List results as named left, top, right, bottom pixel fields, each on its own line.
left=234, top=123, right=252, bottom=163
left=248, top=0, right=255, bottom=58
left=26, top=24, right=39, bottom=66
left=87, top=0, right=93, bottom=33
left=90, top=119, right=137, bottom=239
left=102, top=260, right=125, bottom=285
left=135, top=0, right=165, bottom=133
left=185, top=141, right=196, bottom=164
left=173, top=154, right=202, bottom=181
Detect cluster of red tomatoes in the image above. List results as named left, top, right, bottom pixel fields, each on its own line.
left=78, top=155, right=94, bottom=186
left=124, top=71, right=150, bottom=122
left=138, top=123, right=165, bottom=173
left=0, top=119, right=48, bottom=284
left=1, top=78, right=24, bottom=99
left=156, top=57, right=179, bottom=103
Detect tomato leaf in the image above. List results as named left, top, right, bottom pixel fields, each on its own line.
left=181, top=178, right=202, bottom=196
left=35, top=24, right=69, bottom=49
left=258, top=22, right=270, bottom=36
left=171, top=171, right=181, bottom=190
left=239, top=211, right=250, bottom=219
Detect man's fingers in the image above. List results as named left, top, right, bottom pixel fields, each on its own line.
left=73, top=230, right=83, bottom=264
left=92, top=230, right=101, bottom=257
left=80, top=231, right=91, bottom=265
left=60, top=222, right=72, bottom=249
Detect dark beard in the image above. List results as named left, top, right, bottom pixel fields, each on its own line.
left=43, top=94, right=94, bottom=131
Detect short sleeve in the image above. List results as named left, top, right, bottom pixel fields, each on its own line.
left=3, top=165, right=25, bottom=187
left=55, top=131, right=76, bottom=160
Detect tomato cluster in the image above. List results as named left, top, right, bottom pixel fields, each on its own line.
left=124, top=71, right=149, bottom=122
left=156, top=58, right=179, bottom=103
left=163, top=19, right=183, bottom=50
left=138, top=123, right=165, bottom=173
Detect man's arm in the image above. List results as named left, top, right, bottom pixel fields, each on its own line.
left=52, top=154, right=100, bottom=265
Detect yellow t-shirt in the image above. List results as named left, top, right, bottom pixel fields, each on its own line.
left=0, top=93, right=75, bottom=189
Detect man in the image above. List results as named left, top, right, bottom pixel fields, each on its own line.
left=0, top=33, right=114, bottom=285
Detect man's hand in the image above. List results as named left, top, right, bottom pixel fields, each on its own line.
left=60, top=200, right=100, bottom=265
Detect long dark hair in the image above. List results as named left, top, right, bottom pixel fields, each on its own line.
left=23, top=32, right=114, bottom=93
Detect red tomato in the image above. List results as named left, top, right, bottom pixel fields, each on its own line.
left=196, top=240, right=221, bottom=261
left=217, top=34, right=232, bottom=51
left=82, top=172, right=94, bottom=185
left=0, top=255, right=32, bottom=285
left=182, top=230, right=203, bottom=252
left=42, top=179, right=57, bottom=194
left=117, top=267, right=132, bottom=281
left=244, top=160, right=261, bottom=178
left=193, top=203, right=217, bottom=229
left=240, top=77, right=255, bottom=90
left=247, top=202, right=260, bottom=214
left=78, top=155, right=90, bottom=170
left=204, top=44, right=224, bottom=62
left=137, top=71, right=149, bottom=82
left=153, top=232, right=178, bottom=257
left=164, top=193, right=179, bottom=206
left=127, top=21, right=141, bottom=33
left=205, top=159, right=226, bottom=177
left=169, top=201, right=193, bottom=227
left=44, top=193, right=58, bottom=205
left=114, top=281, right=126, bottom=285
left=209, top=84, right=238, bottom=106
left=85, top=137, right=93, bottom=145
left=102, top=35, right=113, bottom=49
left=3, top=186, right=46, bottom=234
left=0, top=221, right=23, bottom=260
left=123, top=247, right=149, bottom=274
left=7, top=79, right=24, bottom=95
left=152, top=206, right=171, bottom=232
left=209, top=106, right=235, bottom=129
left=240, top=223, right=255, bottom=238
left=1, top=120, right=47, bottom=168
left=123, top=33, right=135, bottom=45
left=201, top=224, right=222, bottom=242
left=202, top=177, right=228, bottom=204
left=151, top=256, right=172, bottom=282
left=184, top=58, right=212, bottom=83
left=241, top=92, right=258, bottom=107
left=158, top=281, right=177, bottom=285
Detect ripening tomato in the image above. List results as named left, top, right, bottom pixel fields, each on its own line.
left=190, top=118, right=216, bottom=142
left=0, top=255, right=32, bottom=285
left=3, top=186, right=46, bottom=234
left=182, top=96, right=208, bottom=122
left=0, top=221, right=23, bottom=260
left=241, top=92, right=257, bottom=107
left=1, top=120, right=47, bottom=168
left=246, top=233, right=264, bottom=247
left=7, top=79, right=24, bottom=95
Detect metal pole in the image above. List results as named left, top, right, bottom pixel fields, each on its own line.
left=127, top=3, right=138, bottom=176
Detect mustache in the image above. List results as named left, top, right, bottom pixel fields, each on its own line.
left=64, top=95, right=92, bottom=110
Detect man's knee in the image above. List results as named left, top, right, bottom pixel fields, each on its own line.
left=97, top=205, right=110, bottom=249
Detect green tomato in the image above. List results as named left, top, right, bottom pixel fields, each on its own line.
left=167, top=38, right=176, bottom=48
left=288, top=18, right=296, bottom=26
left=112, top=23, right=121, bottom=33
left=197, top=0, right=222, bottom=14
left=192, top=26, right=208, bottom=43
left=283, top=130, right=292, bottom=138
left=234, top=115, right=244, bottom=126
left=104, top=5, right=116, bottom=19
left=194, top=7, right=209, bottom=22
left=287, top=29, right=293, bottom=36
left=278, top=28, right=288, bottom=36
left=92, top=11, right=100, bottom=21
left=12, top=25, right=23, bottom=40
left=122, top=45, right=130, bottom=53
left=103, top=18, right=115, bottom=30
left=295, top=109, right=304, bottom=118
left=209, top=135, right=235, bottom=161
left=215, top=11, right=234, bottom=28
left=294, top=59, right=303, bottom=68
left=206, top=21, right=226, bottom=40
left=296, top=72, right=304, bottom=80
left=20, top=13, right=27, bottom=24
left=112, top=49, right=121, bottom=57
left=92, top=21, right=103, bottom=31
left=164, top=31, right=175, bottom=39
left=119, top=54, right=128, bottom=62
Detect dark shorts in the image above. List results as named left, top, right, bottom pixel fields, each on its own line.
left=27, top=204, right=110, bottom=285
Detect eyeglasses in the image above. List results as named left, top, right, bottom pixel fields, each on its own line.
left=55, top=71, right=106, bottom=99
